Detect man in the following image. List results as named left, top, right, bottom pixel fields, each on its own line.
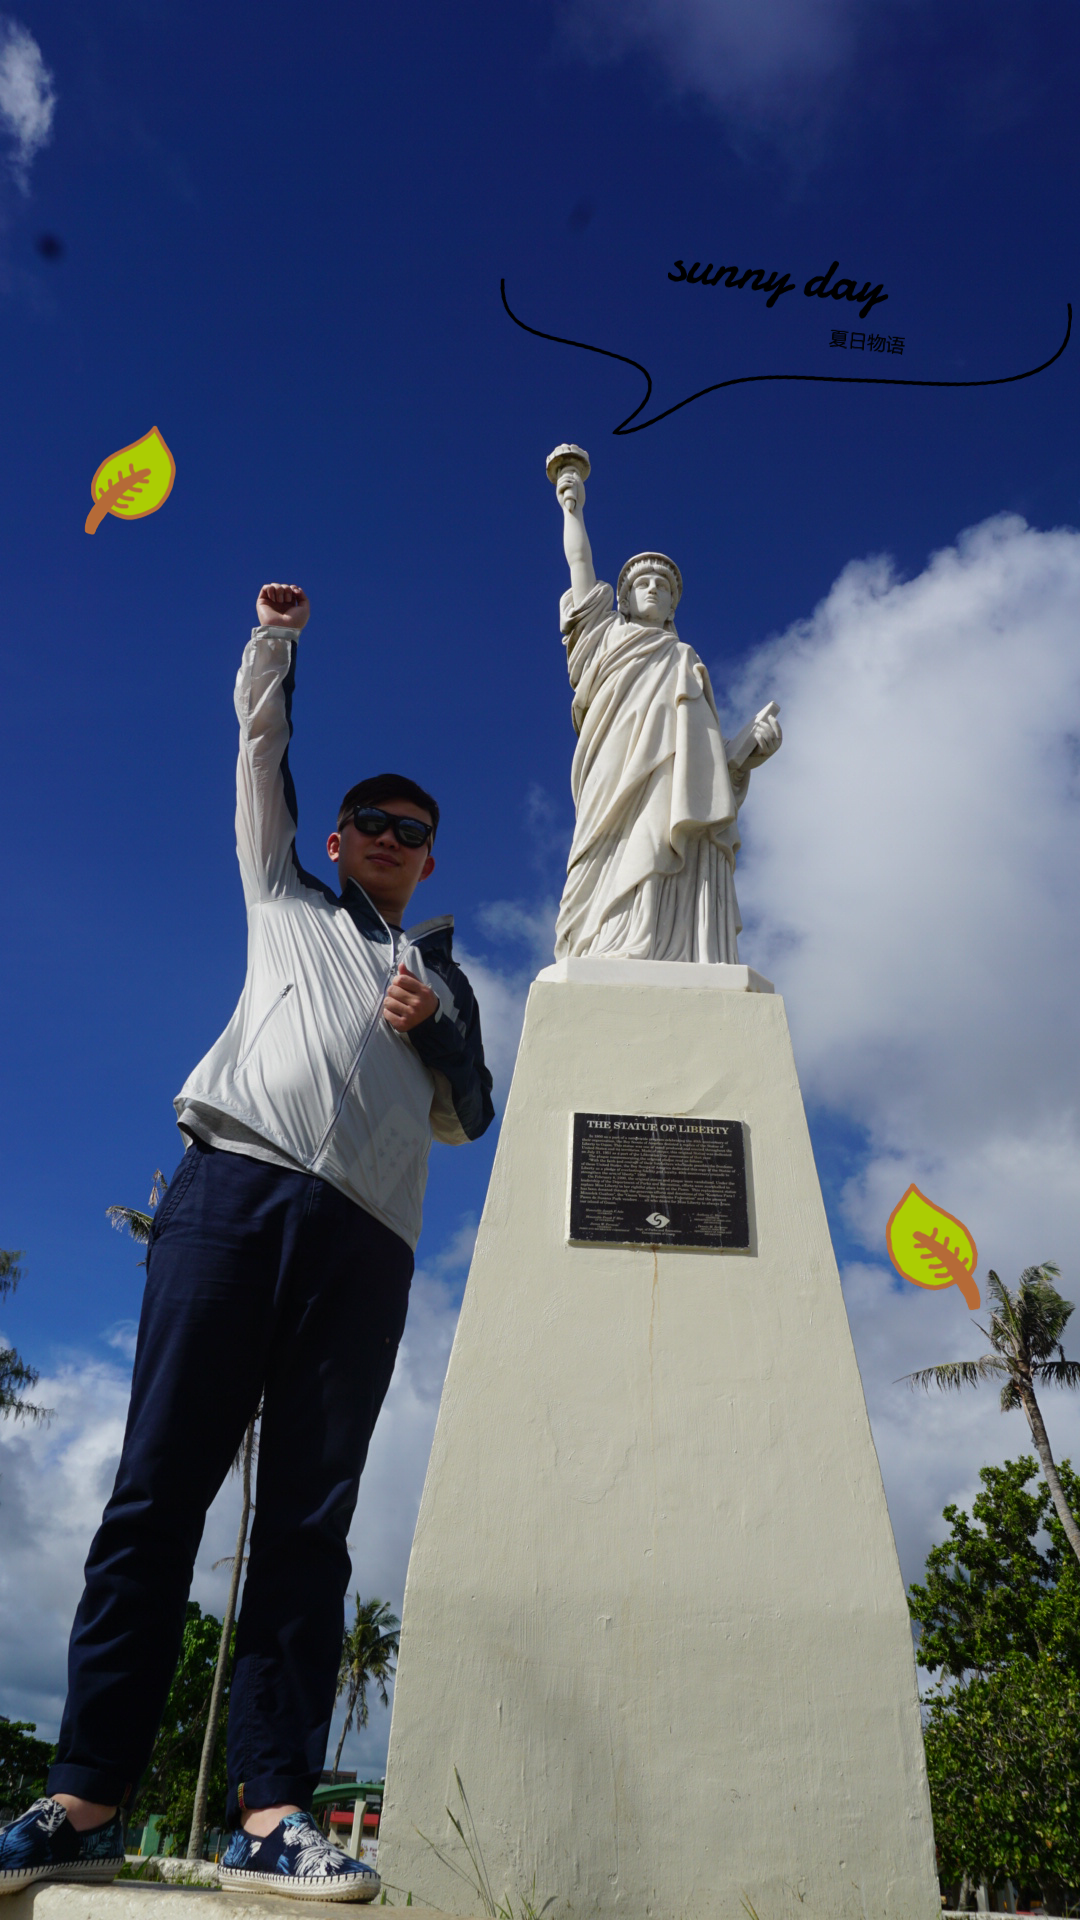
left=0, top=584, right=493, bottom=1901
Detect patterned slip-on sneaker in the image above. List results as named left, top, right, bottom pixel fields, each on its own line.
left=220, top=1811, right=381, bottom=1902
left=0, top=1798, right=126, bottom=1895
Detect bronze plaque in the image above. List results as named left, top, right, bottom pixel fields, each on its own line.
left=569, top=1112, right=749, bottom=1250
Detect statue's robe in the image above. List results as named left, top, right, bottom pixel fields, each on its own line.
left=554, top=580, right=750, bottom=965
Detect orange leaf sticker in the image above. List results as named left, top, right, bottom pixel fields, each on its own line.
left=85, top=426, right=175, bottom=535
left=885, top=1185, right=980, bottom=1308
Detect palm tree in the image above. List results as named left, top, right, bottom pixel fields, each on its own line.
left=105, top=1168, right=168, bottom=1258
left=0, top=1250, right=50, bottom=1425
left=904, top=1263, right=1080, bottom=1569
left=330, top=1597, right=401, bottom=1778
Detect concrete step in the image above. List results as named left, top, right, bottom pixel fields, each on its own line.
left=3, top=1886, right=474, bottom=1920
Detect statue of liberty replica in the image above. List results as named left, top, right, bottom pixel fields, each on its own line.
left=549, top=443, right=782, bottom=965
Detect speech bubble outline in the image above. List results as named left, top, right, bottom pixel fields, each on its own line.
left=500, top=281, right=1072, bottom=436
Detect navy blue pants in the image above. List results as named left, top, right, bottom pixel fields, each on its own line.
left=48, top=1138, right=413, bottom=1823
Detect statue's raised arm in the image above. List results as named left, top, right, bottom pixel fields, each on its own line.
left=547, top=444, right=596, bottom=605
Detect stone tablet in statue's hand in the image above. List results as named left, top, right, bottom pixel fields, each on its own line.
left=749, top=709, right=783, bottom=762
left=557, top=469, right=585, bottom=515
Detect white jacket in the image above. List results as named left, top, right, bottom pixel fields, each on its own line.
left=174, top=627, right=493, bottom=1250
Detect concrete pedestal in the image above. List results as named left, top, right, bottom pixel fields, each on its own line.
left=378, top=966, right=938, bottom=1920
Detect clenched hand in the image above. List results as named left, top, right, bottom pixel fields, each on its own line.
left=257, top=583, right=311, bottom=631
left=383, top=963, right=439, bottom=1033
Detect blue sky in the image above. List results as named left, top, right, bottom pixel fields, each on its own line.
left=2, top=0, right=1080, bottom=1769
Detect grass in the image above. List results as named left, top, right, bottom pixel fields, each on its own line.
left=414, top=1768, right=554, bottom=1920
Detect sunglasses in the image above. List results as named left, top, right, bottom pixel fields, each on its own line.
left=348, top=805, right=434, bottom=850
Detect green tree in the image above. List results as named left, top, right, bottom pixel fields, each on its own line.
left=904, top=1264, right=1080, bottom=1568
left=128, top=1602, right=231, bottom=1849
left=0, top=1718, right=55, bottom=1809
left=912, top=1458, right=1080, bottom=1908
left=908, top=1456, right=1080, bottom=1680
left=330, top=1597, right=400, bottom=1777
left=925, top=1655, right=1080, bottom=1905
left=0, top=1251, right=49, bottom=1425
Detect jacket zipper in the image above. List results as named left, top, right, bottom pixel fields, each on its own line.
left=236, top=983, right=293, bottom=1068
left=311, top=921, right=399, bottom=1163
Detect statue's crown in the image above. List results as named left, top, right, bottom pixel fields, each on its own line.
left=617, top=551, right=683, bottom=615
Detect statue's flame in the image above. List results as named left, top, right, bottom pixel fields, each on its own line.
left=885, top=1185, right=980, bottom=1308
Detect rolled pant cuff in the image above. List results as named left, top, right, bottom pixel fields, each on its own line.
left=227, top=1776, right=317, bottom=1825
left=47, top=1764, right=134, bottom=1810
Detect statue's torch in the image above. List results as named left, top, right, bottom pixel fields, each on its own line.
left=546, top=443, right=591, bottom=503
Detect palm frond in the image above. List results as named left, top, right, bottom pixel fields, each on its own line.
left=106, top=1171, right=168, bottom=1250
left=0, top=1395, right=51, bottom=1425
left=1020, top=1261, right=1061, bottom=1284
left=981, top=1263, right=1075, bottom=1368
left=1032, top=1358, right=1080, bottom=1389
left=0, top=1347, right=50, bottom=1424
left=984, top=1269, right=1008, bottom=1310
left=0, top=1256, right=50, bottom=1422
left=106, top=1205, right=154, bottom=1245
left=1016, top=1265, right=1074, bottom=1357
left=901, top=1357, right=1005, bottom=1392
left=0, top=1250, right=25, bottom=1301
left=985, top=1271, right=1023, bottom=1356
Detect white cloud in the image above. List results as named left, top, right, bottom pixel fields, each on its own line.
left=0, top=1358, right=137, bottom=1730
left=0, top=1353, right=253, bottom=1737
left=722, top=510, right=1080, bottom=1593
left=0, top=18, right=55, bottom=191
left=451, top=944, right=535, bottom=1106
left=474, top=899, right=559, bottom=972
left=558, top=0, right=856, bottom=117
left=728, top=513, right=1080, bottom=1194
left=103, top=1320, right=139, bottom=1361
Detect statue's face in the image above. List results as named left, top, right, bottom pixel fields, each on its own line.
left=628, top=573, right=673, bottom=625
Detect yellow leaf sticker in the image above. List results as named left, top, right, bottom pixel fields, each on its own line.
left=885, top=1184, right=980, bottom=1308
left=85, top=426, right=175, bottom=535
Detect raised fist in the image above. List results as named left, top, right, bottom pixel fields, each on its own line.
left=257, top=583, right=310, bottom=631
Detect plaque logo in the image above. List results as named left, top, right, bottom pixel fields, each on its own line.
left=645, top=1212, right=671, bottom=1229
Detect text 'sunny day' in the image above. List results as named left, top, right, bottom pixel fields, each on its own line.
left=668, top=257, right=889, bottom=320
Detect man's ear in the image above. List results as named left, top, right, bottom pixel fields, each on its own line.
left=327, top=831, right=341, bottom=865
left=420, top=853, right=435, bottom=882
